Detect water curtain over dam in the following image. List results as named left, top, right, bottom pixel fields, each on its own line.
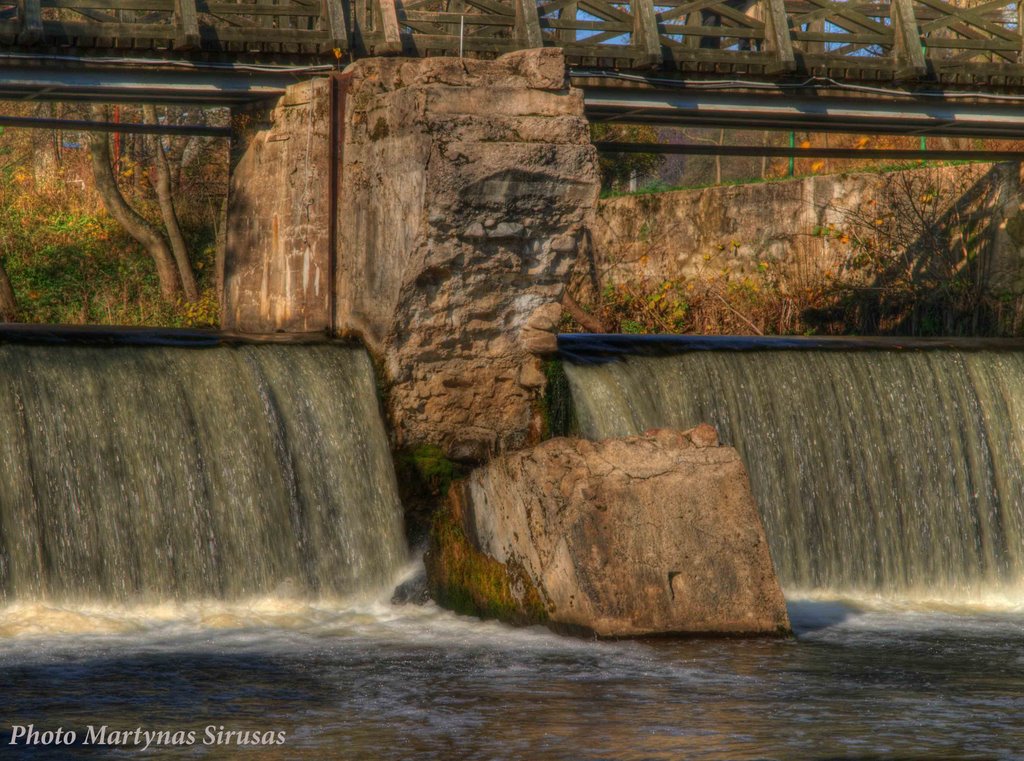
left=562, top=337, right=1024, bottom=601
left=0, top=342, right=406, bottom=603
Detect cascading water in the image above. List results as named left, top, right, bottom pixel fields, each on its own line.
left=0, top=338, right=407, bottom=603
left=561, top=336, right=1024, bottom=602
left=0, top=332, right=1020, bottom=760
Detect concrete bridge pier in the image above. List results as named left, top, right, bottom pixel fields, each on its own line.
left=223, top=49, right=599, bottom=460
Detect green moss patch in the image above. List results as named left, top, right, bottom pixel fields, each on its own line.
left=425, top=495, right=548, bottom=626
left=393, top=444, right=466, bottom=547
left=540, top=359, right=577, bottom=439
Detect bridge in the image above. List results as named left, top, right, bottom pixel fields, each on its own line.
left=1, top=0, right=1022, bottom=81
left=3, top=1, right=1024, bottom=137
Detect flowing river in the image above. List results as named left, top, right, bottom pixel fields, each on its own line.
left=0, top=331, right=1020, bottom=759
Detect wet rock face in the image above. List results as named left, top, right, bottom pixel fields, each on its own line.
left=391, top=567, right=430, bottom=606
left=434, top=428, right=791, bottom=637
left=336, top=49, right=599, bottom=461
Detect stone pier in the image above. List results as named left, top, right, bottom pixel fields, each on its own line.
left=224, top=49, right=599, bottom=461
left=222, top=52, right=790, bottom=639
left=224, top=79, right=334, bottom=334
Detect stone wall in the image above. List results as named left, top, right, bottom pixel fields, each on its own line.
left=223, top=80, right=333, bottom=334
left=591, top=162, right=1024, bottom=293
left=224, top=50, right=598, bottom=460
left=335, top=50, right=598, bottom=460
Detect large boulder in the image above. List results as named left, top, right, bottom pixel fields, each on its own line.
left=426, top=427, right=791, bottom=637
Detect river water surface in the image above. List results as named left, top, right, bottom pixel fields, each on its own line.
left=1, top=580, right=1021, bottom=760
left=1, top=333, right=1022, bottom=759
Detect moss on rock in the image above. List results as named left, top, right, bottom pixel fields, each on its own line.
left=539, top=359, right=577, bottom=439
left=393, top=443, right=466, bottom=547
left=425, top=486, right=549, bottom=626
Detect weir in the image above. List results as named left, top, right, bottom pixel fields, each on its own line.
left=0, top=340, right=406, bottom=603
left=562, top=336, right=1024, bottom=600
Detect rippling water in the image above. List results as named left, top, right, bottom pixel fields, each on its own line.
left=1, top=574, right=1021, bottom=760
left=1, top=333, right=1021, bottom=759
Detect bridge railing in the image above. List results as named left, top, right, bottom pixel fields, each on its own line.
left=915, top=0, right=1022, bottom=70
left=0, top=0, right=346, bottom=53
left=1, top=0, right=1023, bottom=84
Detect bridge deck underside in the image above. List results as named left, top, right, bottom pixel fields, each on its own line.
left=3, top=0, right=1024, bottom=91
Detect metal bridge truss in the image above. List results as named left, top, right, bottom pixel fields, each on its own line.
left=1, top=0, right=1024, bottom=87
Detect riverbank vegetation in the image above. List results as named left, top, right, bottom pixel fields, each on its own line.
left=569, top=162, right=1024, bottom=338
left=3, top=111, right=1023, bottom=337
left=596, top=125, right=1016, bottom=196
left=0, top=105, right=226, bottom=327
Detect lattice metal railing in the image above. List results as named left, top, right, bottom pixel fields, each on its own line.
left=654, top=0, right=774, bottom=69
left=786, top=0, right=894, bottom=64
left=3, top=0, right=1024, bottom=82
left=194, top=0, right=333, bottom=53
left=35, top=1, right=178, bottom=49
left=396, top=0, right=517, bottom=56
left=916, top=0, right=1023, bottom=70
left=5, top=0, right=345, bottom=53
left=536, top=0, right=658, bottom=65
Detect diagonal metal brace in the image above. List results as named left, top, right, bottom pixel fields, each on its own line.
left=892, top=0, right=927, bottom=79
left=764, top=0, right=796, bottom=73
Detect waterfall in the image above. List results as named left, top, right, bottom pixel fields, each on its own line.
left=0, top=339, right=407, bottom=603
left=562, top=336, right=1024, bottom=600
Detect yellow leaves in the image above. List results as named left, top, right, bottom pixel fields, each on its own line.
left=800, top=140, right=811, bottom=149
left=176, top=290, right=219, bottom=328
left=597, top=277, right=691, bottom=333
left=855, top=137, right=870, bottom=149
left=810, top=161, right=825, bottom=173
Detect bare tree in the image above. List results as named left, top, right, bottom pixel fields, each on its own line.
left=826, top=166, right=1003, bottom=334
left=143, top=105, right=199, bottom=301
left=0, top=257, right=17, bottom=321
left=87, top=105, right=180, bottom=299
left=680, top=128, right=725, bottom=185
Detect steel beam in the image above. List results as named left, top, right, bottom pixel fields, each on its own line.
left=0, top=114, right=230, bottom=137
left=0, top=60, right=310, bottom=105
left=594, top=142, right=1024, bottom=161
left=582, top=85, right=1024, bottom=139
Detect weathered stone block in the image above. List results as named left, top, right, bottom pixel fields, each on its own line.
left=222, top=50, right=599, bottom=457
left=337, top=50, right=599, bottom=460
left=223, top=79, right=332, bottom=333
left=428, top=428, right=791, bottom=637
